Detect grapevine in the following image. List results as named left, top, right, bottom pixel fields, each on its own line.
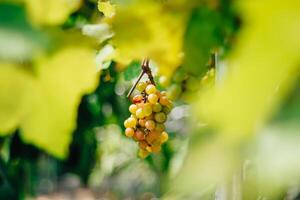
left=124, top=59, right=172, bottom=158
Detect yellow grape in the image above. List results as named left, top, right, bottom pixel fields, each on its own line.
left=129, top=104, right=138, bottom=114
left=137, top=82, right=147, bottom=92
left=125, top=128, right=135, bottom=137
left=139, top=119, right=146, bottom=127
left=139, top=149, right=149, bottom=158
left=136, top=108, right=145, bottom=119
left=155, top=123, right=165, bottom=132
left=146, top=131, right=160, bottom=143
left=152, top=102, right=162, bottom=112
left=151, top=145, right=161, bottom=153
left=159, top=96, right=170, bottom=106
left=145, top=84, right=156, bottom=94
left=145, top=120, right=156, bottom=130
left=143, top=103, right=152, bottom=116
left=160, top=131, right=169, bottom=143
left=154, top=112, right=166, bottom=123
left=126, top=117, right=137, bottom=128
left=148, top=93, right=158, bottom=104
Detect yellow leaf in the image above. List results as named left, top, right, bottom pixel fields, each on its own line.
left=24, top=0, right=83, bottom=25
left=110, top=1, right=186, bottom=77
left=20, top=47, right=99, bottom=158
left=0, top=65, right=33, bottom=135
left=98, top=1, right=115, bottom=18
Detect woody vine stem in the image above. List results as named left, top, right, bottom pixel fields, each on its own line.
left=126, top=59, right=156, bottom=98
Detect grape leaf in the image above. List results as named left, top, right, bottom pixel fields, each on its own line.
left=183, top=6, right=223, bottom=76
left=24, top=0, right=83, bottom=25
left=0, top=47, right=100, bottom=159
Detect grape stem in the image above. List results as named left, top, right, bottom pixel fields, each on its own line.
left=127, top=59, right=156, bottom=98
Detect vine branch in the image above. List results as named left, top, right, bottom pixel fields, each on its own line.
left=127, top=59, right=155, bottom=98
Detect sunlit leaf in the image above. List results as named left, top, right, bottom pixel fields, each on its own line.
left=0, top=65, right=33, bottom=135
left=24, top=0, right=83, bottom=25
left=20, top=47, right=99, bottom=158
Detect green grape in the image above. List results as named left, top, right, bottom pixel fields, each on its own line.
left=152, top=103, right=162, bottom=112
left=129, top=104, right=138, bottom=114
left=167, top=84, right=182, bottom=100
left=145, top=84, right=156, bottom=94
left=145, top=120, right=156, bottom=130
left=154, top=112, right=166, bottom=123
left=137, top=82, right=147, bottom=92
left=148, top=93, right=158, bottom=104
left=136, top=108, right=145, bottom=119
left=143, top=103, right=152, bottom=116
left=162, top=106, right=171, bottom=114
left=155, top=123, right=165, bottom=132
left=125, top=128, right=135, bottom=137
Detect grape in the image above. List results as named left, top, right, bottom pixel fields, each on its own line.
left=139, top=119, right=146, bottom=127
left=139, top=141, right=148, bottom=149
left=162, top=106, right=171, bottom=114
left=125, top=128, right=135, bottom=137
left=152, top=103, right=162, bottom=112
left=145, top=84, right=156, bottom=94
left=136, top=108, right=145, bottom=119
left=137, top=82, right=147, bottom=92
left=159, top=96, right=170, bottom=106
left=155, top=123, right=165, bottom=132
left=161, top=91, right=167, bottom=96
left=126, top=117, right=137, bottom=127
left=151, top=145, right=161, bottom=153
left=160, top=131, right=169, bottom=143
left=138, top=149, right=149, bottom=158
left=145, top=120, right=156, bottom=130
left=154, top=112, right=166, bottom=123
left=125, top=79, right=173, bottom=158
left=133, top=94, right=143, bottom=103
left=148, top=94, right=158, bottom=104
left=143, top=103, right=152, bottom=116
left=135, top=129, right=145, bottom=141
left=129, top=104, right=138, bottom=114
left=146, top=131, right=160, bottom=143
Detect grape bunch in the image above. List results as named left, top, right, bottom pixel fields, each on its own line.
left=124, top=81, right=172, bottom=158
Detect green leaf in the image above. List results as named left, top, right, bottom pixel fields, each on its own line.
left=123, top=61, right=141, bottom=81
left=182, top=6, right=223, bottom=76
left=0, top=3, right=47, bottom=61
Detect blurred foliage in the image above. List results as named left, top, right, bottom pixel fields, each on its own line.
left=0, top=0, right=300, bottom=199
